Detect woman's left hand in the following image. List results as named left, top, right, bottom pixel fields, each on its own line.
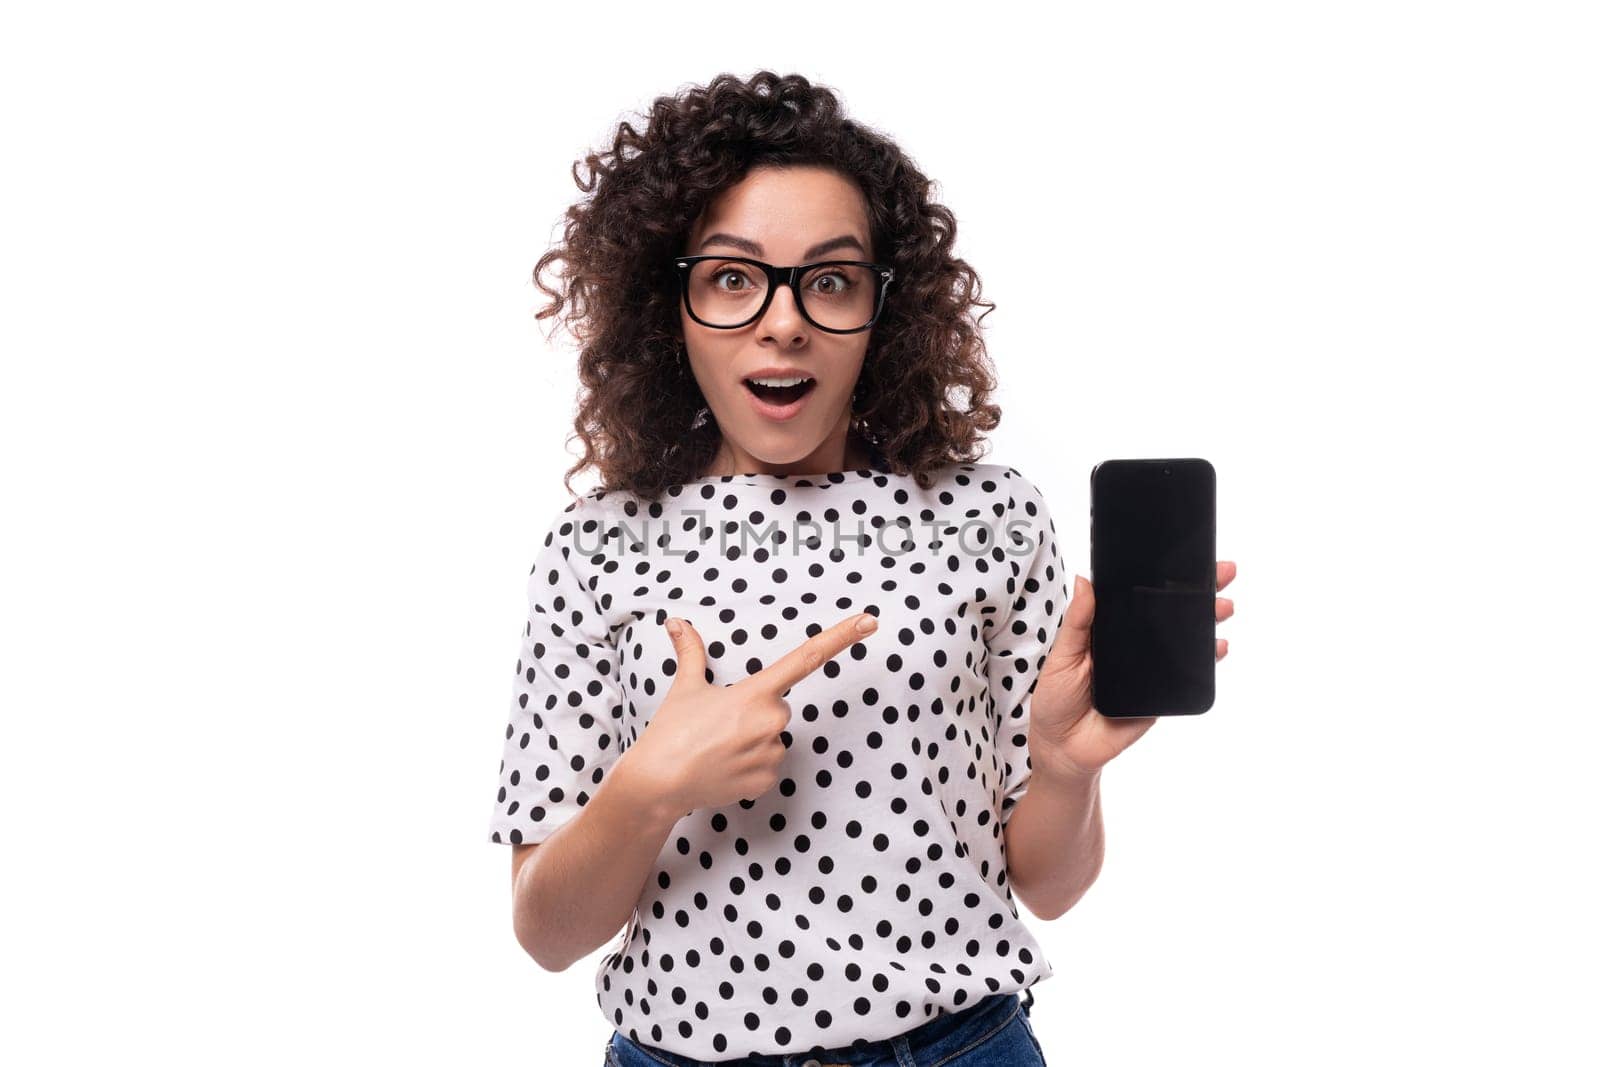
left=1025, top=561, right=1236, bottom=779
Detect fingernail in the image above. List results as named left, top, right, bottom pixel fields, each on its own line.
left=856, top=614, right=878, bottom=634
left=665, top=617, right=682, bottom=638
left=1075, top=575, right=1087, bottom=594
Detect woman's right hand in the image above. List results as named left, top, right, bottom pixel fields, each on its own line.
left=625, top=611, right=880, bottom=818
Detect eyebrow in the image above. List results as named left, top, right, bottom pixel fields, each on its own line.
left=696, top=232, right=869, bottom=261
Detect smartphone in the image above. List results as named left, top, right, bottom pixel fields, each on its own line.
left=1089, top=458, right=1216, bottom=717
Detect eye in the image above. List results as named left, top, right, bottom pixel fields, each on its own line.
left=808, top=270, right=852, bottom=295
left=711, top=268, right=755, bottom=292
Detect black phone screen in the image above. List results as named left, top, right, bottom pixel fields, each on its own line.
left=1089, top=458, right=1216, bottom=717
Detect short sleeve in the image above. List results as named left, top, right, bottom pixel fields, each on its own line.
left=487, top=495, right=625, bottom=846
left=986, top=469, right=1068, bottom=830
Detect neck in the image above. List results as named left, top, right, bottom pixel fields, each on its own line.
left=703, top=429, right=875, bottom=479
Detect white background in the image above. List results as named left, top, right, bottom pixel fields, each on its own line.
left=4, top=2, right=1596, bottom=1064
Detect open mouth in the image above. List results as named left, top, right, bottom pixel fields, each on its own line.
left=742, top=374, right=818, bottom=405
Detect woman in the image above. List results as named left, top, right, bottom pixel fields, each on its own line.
left=489, top=71, right=1237, bottom=1067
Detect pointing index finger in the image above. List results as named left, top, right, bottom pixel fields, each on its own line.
left=745, top=612, right=878, bottom=695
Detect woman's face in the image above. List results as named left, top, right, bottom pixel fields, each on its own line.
left=679, top=165, right=877, bottom=475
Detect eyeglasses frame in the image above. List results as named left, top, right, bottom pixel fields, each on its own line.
left=671, top=254, right=896, bottom=335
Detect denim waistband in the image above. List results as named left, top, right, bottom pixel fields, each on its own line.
left=614, top=985, right=1033, bottom=1067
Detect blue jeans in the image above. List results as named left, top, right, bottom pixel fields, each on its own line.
left=603, top=987, right=1047, bottom=1067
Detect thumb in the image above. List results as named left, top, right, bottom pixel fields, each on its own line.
left=664, top=616, right=708, bottom=689
left=1053, top=574, right=1094, bottom=661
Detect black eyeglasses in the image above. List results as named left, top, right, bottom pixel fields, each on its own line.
left=672, top=255, right=895, bottom=334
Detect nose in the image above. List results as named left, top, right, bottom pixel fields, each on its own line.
left=756, top=280, right=809, bottom=342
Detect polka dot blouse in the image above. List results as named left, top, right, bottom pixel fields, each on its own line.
left=488, top=461, right=1067, bottom=1062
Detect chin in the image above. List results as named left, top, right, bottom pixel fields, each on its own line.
left=747, top=423, right=840, bottom=458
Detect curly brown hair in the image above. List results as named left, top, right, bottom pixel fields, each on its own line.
left=533, top=70, right=1005, bottom=502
